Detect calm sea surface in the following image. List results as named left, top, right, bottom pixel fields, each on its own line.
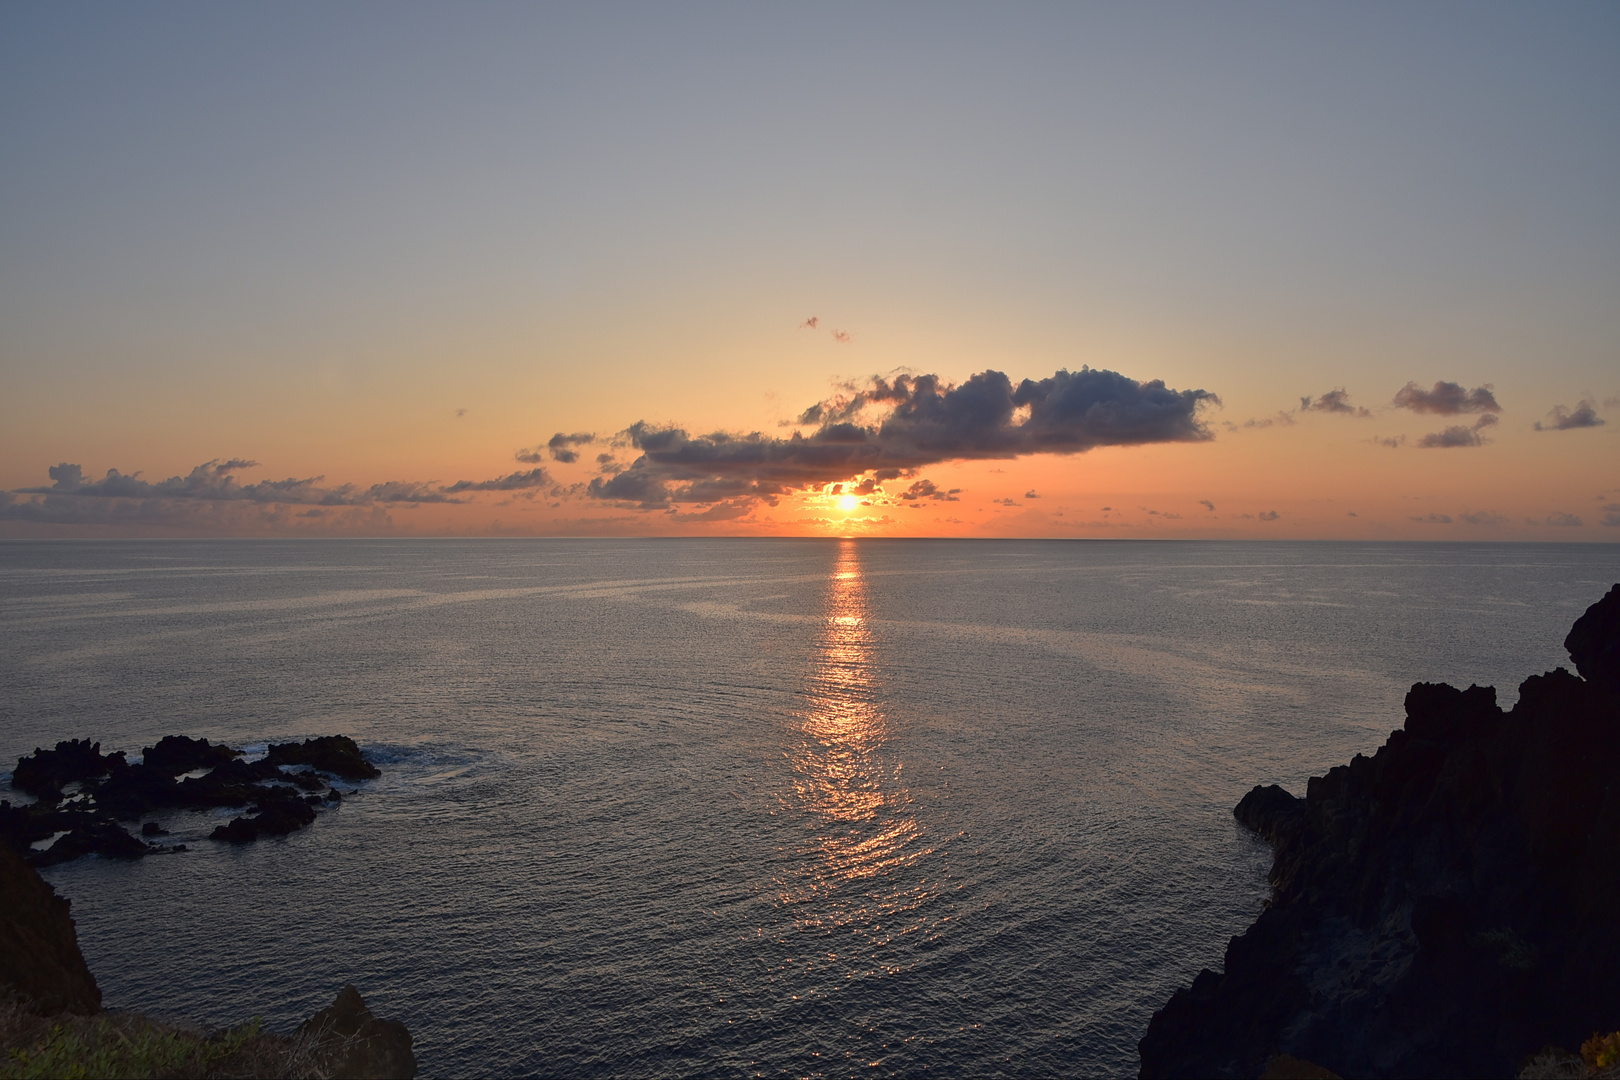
left=3, top=539, right=1617, bottom=1076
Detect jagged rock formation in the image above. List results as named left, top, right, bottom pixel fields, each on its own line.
left=1139, top=584, right=1620, bottom=1079
left=1, top=735, right=375, bottom=865
left=0, top=841, right=101, bottom=1014
left=299, top=984, right=418, bottom=1080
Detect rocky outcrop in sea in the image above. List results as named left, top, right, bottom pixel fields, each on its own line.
left=1138, top=585, right=1620, bottom=1078
left=1, top=734, right=379, bottom=865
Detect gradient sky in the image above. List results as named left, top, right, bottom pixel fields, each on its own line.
left=3, top=2, right=1617, bottom=538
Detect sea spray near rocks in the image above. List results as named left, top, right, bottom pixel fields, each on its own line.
left=1139, top=585, right=1620, bottom=1078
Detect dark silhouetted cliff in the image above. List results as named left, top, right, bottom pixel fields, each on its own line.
left=1139, top=584, right=1620, bottom=1079
left=0, top=840, right=101, bottom=1014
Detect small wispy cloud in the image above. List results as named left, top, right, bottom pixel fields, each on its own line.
left=1534, top=399, right=1605, bottom=431
left=545, top=432, right=596, bottom=464
left=1300, top=388, right=1371, bottom=417
left=1416, top=414, right=1498, bottom=448
left=1393, top=380, right=1501, bottom=415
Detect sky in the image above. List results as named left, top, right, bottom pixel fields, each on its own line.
left=2, top=2, right=1617, bottom=539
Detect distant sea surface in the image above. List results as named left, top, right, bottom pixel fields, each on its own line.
left=3, top=539, right=1617, bottom=1076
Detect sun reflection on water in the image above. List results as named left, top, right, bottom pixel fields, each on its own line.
left=778, top=541, right=936, bottom=946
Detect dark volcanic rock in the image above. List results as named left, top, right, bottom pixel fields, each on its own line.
left=1566, top=583, right=1620, bottom=698
left=0, top=799, right=151, bottom=867
left=0, top=841, right=101, bottom=1014
left=5, top=733, right=379, bottom=865
left=30, top=820, right=150, bottom=867
left=210, top=789, right=319, bottom=843
left=299, top=984, right=417, bottom=1079
left=11, top=739, right=121, bottom=798
left=140, top=734, right=241, bottom=776
left=264, top=736, right=380, bottom=781
left=1139, top=586, right=1620, bottom=1079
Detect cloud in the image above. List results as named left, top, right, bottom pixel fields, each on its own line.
left=1243, top=412, right=1296, bottom=429
left=1393, top=381, right=1501, bottom=415
left=1199, top=499, right=1215, bottom=511
left=545, top=431, right=596, bottom=464
left=677, top=499, right=757, bottom=522
left=0, top=487, right=397, bottom=532
left=584, top=367, right=1218, bottom=509
left=1416, top=414, right=1498, bottom=449
left=992, top=498, right=1020, bottom=507
left=454, top=408, right=468, bottom=418
left=897, top=479, right=958, bottom=502
left=1375, top=435, right=1406, bottom=448
left=1411, top=513, right=1454, bottom=524
left=1024, top=490, right=1039, bottom=499
left=1458, top=510, right=1507, bottom=526
left=1602, top=503, right=1620, bottom=527
left=5, top=458, right=572, bottom=530
left=832, top=330, right=853, bottom=344
left=1301, top=389, right=1371, bottom=417
left=1605, top=397, right=1620, bottom=409
left=443, top=467, right=554, bottom=494
left=1534, top=400, right=1605, bottom=431
left=15, top=459, right=460, bottom=505
left=1534, top=512, right=1584, bottom=527
left=800, top=316, right=819, bottom=330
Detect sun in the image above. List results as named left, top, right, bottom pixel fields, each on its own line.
left=838, top=494, right=859, bottom=512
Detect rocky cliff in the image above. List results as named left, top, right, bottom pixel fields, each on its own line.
left=1139, top=585, right=1620, bottom=1079
left=0, top=840, right=101, bottom=1014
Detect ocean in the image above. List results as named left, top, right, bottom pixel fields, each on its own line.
left=3, top=539, right=1617, bottom=1076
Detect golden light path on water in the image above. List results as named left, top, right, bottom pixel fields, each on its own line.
left=777, top=540, right=940, bottom=971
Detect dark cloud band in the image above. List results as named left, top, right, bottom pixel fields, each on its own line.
left=588, top=367, right=1218, bottom=508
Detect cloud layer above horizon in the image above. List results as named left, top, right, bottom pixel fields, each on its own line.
left=2, top=366, right=1218, bottom=526
left=587, top=367, right=1217, bottom=509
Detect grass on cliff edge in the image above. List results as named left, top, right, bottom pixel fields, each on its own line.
left=0, top=996, right=328, bottom=1080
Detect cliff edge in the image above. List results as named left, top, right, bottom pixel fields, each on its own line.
left=1139, top=584, right=1620, bottom=1079
left=0, top=840, right=101, bottom=1015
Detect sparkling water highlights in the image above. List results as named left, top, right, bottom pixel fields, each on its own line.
left=3, top=539, right=1617, bottom=1076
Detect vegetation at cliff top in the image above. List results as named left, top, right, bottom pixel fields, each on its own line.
left=0, top=996, right=327, bottom=1080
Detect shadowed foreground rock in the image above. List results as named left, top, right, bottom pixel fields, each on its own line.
left=0, top=841, right=100, bottom=1014
left=1139, top=584, right=1620, bottom=1079
left=3, top=839, right=416, bottom=1077
left=299, top=984, right=417, bottom=1080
